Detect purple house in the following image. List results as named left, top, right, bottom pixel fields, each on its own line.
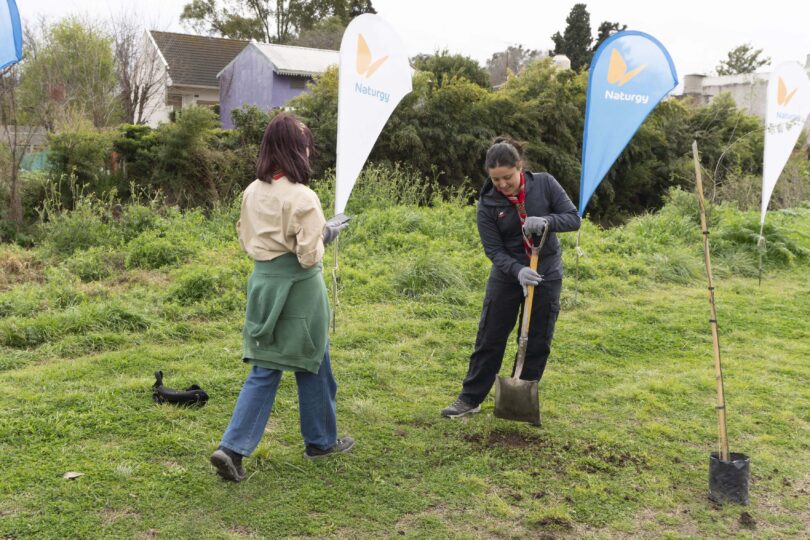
left=217, top=42, right=339, bottom=129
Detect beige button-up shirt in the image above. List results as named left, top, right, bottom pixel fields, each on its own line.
left=237, top=177, right=326, bottom=268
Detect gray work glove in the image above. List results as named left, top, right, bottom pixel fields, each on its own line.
left=522, top=216, right=549, bottom=236
left=517, top=266, right=543, bottom=296
left=322, top=214, right=350, bottom=246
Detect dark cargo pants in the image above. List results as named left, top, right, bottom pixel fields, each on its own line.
left=460, top=278, right=562, bottom=406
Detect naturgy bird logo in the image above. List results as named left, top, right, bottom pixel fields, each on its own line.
left=777, top=77, right=797, bottom=106
left=603, top=48, right=650, bottom=105
left=607, top=49, right=645, bottom=86
left=356, top=34, right=388, bottom=79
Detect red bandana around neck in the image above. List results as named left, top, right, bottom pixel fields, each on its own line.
left=496, top=171, right=531, bottom=257
left=272, top=171, right=286, bottom=180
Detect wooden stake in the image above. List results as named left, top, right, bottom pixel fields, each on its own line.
left=693, top=141, right=730, bottom=462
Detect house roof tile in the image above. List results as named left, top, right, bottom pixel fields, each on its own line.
left=150, top=31, right=248, bottom=88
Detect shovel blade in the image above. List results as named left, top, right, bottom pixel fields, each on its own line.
left=494, top=376, right=540, bottom=424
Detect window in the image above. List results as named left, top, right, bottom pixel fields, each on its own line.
left=290, top=78, right=308, bottom=89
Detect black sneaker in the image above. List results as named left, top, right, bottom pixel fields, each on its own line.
left=441, top=397, right=481, bottom=418
left=210, top=447, right=246, bottom=482
left=304, top=437, right=355, bottom=460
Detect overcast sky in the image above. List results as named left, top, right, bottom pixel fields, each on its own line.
left=17, top=0, right=810, bottom=79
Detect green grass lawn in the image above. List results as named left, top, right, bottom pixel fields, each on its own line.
left=1, top=192, right=809, bottom=539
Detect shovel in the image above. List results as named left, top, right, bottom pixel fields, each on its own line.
left=494, top=224, right=550, bottom=425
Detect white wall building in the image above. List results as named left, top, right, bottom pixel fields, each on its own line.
left=681, top=54, right=810, bottom=136
left=142, top=31, right=248, bottom=127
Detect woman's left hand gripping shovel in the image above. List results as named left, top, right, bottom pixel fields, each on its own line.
left=493, top=223, right=550, bottom=425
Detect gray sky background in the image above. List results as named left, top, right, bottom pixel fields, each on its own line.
left=17, top=0, right=810, bottom=80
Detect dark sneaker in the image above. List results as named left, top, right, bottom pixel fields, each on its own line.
left=210, top=447, right=246, bottom=482
left=442, top=398, right=481, bottom=418
left=441, top=398, right=481, bottom=418
left=304, top=437, right=355, bottom=460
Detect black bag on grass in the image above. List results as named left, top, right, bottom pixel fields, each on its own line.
left=152, top=370, right=209, bottom=407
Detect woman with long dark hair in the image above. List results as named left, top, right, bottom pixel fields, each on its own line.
left=210, top=113, right=352, bottom=482
left=441, top=137, right=580, bottom=422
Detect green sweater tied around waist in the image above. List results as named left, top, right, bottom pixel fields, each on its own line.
left=242, top=253, right=329, bottom=373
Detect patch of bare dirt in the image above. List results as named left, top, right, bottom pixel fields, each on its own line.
left=100, top=508, right=140, bottom=526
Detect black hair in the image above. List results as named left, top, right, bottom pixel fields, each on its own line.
left=484, top=136, right=527, bottom=170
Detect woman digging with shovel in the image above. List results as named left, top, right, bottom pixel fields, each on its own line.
left=441, top=137, right=580, bottom=423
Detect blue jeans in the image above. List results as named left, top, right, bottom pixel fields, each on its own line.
left=220, top=349, right=337, bottom=456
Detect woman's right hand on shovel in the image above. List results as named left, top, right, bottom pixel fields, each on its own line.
left=517, top=267, right=543, bottom=296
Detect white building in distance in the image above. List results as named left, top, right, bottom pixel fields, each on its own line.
left=681, top=54, right=810, bottom=137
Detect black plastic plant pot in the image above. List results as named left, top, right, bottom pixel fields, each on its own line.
left=708, top=452, right=750, bottom=505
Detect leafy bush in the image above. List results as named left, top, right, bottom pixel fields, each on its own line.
left=115, top=203, right=163, bottom=242
left=148, top=106, right=224, bottom=207
left=230, top=104, right=273, bottom=146
left=290, top=59, right=787, bottom=222
left=48, top=120, right=118, bottom=199
left=12, top=171, right=51, bottom=225
left=716, top=155, right=810, bottom=211
left=412, top=50, right=492, bottom=89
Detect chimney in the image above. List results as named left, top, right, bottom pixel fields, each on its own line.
left=683, top=74, right=706, bottom=96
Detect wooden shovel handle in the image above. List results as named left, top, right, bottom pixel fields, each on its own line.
left=513, top=225, right=548, bottom=379
left=523, top=249, right=540, bottom=323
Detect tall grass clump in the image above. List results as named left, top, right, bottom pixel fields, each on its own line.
left=0, top=244, right=41, bottom=290
left=64, top=247, right=125, bottom=282
left=37, top=180, right=120, bottom=257
left=166, top=265, right=243, bottom=306
left=714, top=207, right=809, bottom=271
left=125, top=230, right=196, bottom=270
left=394, top=252, right=466, bottom=297
left=313, top=163, right=457, bottom=215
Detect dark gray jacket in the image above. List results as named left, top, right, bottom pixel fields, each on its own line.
left=477, top=171, right=580, bottom=282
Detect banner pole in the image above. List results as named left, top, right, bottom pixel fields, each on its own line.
left=693, top=141, right=730, bottom=463
left=331, top=235, right=339, bottom=332
left=574, top=228, right=582, bottom=304
left=757, top=222, right=766, bottom=287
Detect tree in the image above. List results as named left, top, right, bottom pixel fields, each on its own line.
left=412, top=50, right=491, bottom=89
left=551, top=3, right=592, bottom=71
left=485, top=45, right=543, bottom=87
left=716, top=43, right=770, bottom=76
left=1, top=66, right=47, bottom=231
left=109, top=13, right=167, bottom=124
left=348, top=0, right=376, bottom=18
left=18, top=18, right=121, bottom=129
left=181, top=0, right=270, bottom=41
left=287, top=15, right=345, bottom=50
left=181, top=0, right=375, bottom=43
left=592, top=21, right=626, bottom=53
